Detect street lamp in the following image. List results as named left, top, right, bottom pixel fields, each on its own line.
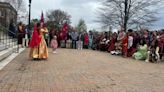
left=29, top=0, right=32, bottom=29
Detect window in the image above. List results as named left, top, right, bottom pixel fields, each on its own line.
left=0, top=9, right=5, bottom=17
left=0, top=10, right=4, bottom=17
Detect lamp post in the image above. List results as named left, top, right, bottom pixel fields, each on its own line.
left=29, top=0, right=32, bottom=29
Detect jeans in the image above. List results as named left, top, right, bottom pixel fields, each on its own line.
left=72, top=40, right=77, bottom=49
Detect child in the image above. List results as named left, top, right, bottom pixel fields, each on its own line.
left=50, top=35, right=58, bottom=53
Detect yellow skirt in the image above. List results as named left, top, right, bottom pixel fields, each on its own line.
left=29, top=38, right=48, bottom=59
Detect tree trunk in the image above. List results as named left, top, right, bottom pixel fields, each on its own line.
left=124, top=0, right=128, bottom=32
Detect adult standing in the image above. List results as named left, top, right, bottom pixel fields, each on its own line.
left=17, top=22, right=24, bottom=48
left=115, top=29, right=126, bottom=54
left=60, top=23, right=69, bottom=48
left=9, top=21, right=16, bottom=38
left=88, top=31, right=93, bottom=49
left=141, top=29, right=150, bottom=46
left=71, top=29, right=79, bottom=49
left=59, top=30, right=67, bottom=48
left=108, top=32, right=117, bottom=52
left=158, top=30, right=164, bottom=60
left=77, top=31, right=83, bottom=50
left=43, top=24, right=49, bottom=46
left=40, top=22, right=49, bottom=58
left=23, top=25, right=30, bottom=47
left=83, top=31, right=89, bottom=49
left=128, top=32, right=140, bottom=57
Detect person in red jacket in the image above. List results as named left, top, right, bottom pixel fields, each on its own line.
left=108, top=32, right=117, bottom=52
left=83, top=31, right=89, bottom=49
left=122, top=33, right=128, bottom=57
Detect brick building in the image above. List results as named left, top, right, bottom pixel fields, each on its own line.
left=0, top=2, right=17, bottom=28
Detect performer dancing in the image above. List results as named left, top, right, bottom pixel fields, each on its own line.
left=29, top=23, right=48, bottom=60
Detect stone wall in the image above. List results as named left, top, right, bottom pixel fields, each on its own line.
left=0, top=2, right=17, bottom=28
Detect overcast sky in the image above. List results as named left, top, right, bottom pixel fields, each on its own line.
left=24, top=0, right=164, bottom=31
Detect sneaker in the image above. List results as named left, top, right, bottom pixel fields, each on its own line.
left=145, top=60, right=150, bottom=63
left=111, top=51, right=115, bottom=55
left=115, top=51, right=118, bottom=55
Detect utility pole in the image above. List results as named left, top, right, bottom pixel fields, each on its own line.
left=29, top=0, right=32, bottom=30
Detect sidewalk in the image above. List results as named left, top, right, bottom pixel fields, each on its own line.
left=0, top=48, right=164, bottom=92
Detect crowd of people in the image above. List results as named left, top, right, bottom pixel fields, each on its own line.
left=14, top=21, right=164, bottom=62
left=48, top=28, right=164, bottom=63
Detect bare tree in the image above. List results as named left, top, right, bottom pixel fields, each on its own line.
left=46, top=9, right=71, bottom=30
left=4, top=0, right=25, bottom=12
left=98, top=0, right=164, bottom=31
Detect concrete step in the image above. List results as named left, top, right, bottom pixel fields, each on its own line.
left=0, top=44, right=7, bottom=51
left=0, top=46, right=18, bottom=62
left=0, top=48, right=25, bottom=70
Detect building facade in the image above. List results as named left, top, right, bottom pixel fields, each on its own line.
left=0, top=2, right=17, bottom=28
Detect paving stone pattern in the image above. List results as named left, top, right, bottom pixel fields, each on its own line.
left=0, top=48, right=164, bottom=92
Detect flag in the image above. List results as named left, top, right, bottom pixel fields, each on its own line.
left=40, top=11, right=44, bottom=24
left=62, top=22, right=69, bottom=32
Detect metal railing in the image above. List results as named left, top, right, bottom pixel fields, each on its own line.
left=0, top=25, right=19, bottom=53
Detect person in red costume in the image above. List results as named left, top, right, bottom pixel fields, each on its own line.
left=122, top=33, right=128, bottom=57
left=29, top=12, right=49, bottom=60
left=108, top=32, right=117, bottom=52
left=83, top=31, right=89, bottom=49
left=29, top=23, right=41, bottom=59
left=60, top=22, right=69, bottom=48
left=29, top=24, right=41, bottom=48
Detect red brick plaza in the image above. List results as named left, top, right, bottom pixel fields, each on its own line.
left=0, top=48, right=164, bottom=92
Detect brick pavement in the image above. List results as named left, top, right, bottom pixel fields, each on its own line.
left=0, top=48, right=164, bottom=92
